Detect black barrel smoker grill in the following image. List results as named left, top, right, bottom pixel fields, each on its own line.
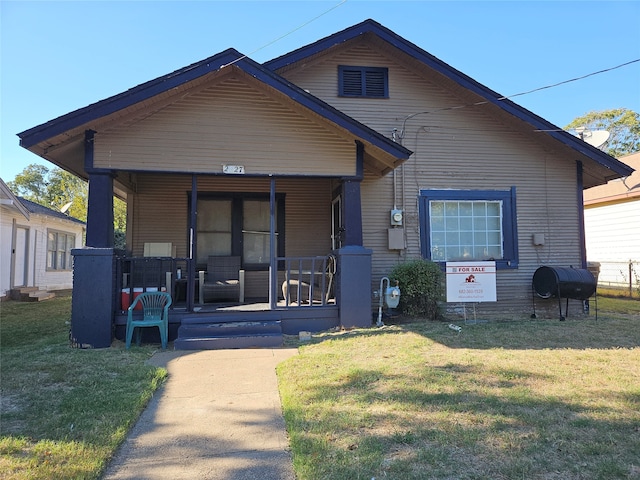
left=531, top=266, right=597, bottom=321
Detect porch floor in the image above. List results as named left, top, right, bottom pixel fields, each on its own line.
left=114, top=298, right=340, bottom=342
left=171, top=298, right=336, bottom=313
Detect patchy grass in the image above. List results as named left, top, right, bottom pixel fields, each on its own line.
left=597, top=295, right=640, bottom=316
left=0, top=294, right=167, bottom=480
left=278, top=307, right=640, bottom=479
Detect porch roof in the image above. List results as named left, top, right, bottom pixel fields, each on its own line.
left=18, top=48, right=412, bottom=180
left=265, top=19, right=635, bottom=188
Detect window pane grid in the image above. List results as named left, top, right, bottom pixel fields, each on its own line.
left=196, top=197, right=282, bottom=267
left=430, top=200, right=503, bottom=261
left=47, top=231, right=75, bottom=270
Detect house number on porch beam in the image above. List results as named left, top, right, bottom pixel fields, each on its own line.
left=222, top=165, right=245, bottom=174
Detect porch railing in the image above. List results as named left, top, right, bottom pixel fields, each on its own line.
left=115, top=254, right=338, bottom=311
left=116, top=256, right=191, bottom=311
left=279, top=255, right=336, bottom=307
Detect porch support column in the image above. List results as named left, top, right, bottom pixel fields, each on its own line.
left=342, top=141, right=365, bottom=246
left=70, top=130, right=115, bottom=348
left=85, top=130, right=114, bottom=248
left=71, top=248, right=115, bottom=348
left=187, top=175, right=198, bottom=311
left=576, top=161, right=587, bottom=269
left=269, top=176, right=277, bottom=309
left=337, top=141, right=372, bottom=329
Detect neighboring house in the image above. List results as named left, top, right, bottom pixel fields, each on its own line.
left=0, top=178, right=85, bottom=301
left=584, top=152, right=640, bottom=291
left=17, top=20, right=633, bottom=346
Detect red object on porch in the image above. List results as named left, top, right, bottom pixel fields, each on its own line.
left=121, top=288, right=131, bottom=310
left=132, top=288, right=144, bottom=310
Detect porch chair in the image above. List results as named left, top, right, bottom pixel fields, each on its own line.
left=199, top=256, right=245, bottom=304
left=126, top=291, right=172, bottom=349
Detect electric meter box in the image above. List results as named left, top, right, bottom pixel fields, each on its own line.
left=390, top=209, right=403, bottom=226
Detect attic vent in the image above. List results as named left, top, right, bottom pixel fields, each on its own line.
left=338, top=66, right=388, bottom=98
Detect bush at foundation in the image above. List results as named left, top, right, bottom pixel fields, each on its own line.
left=390, top=259, right=444, bottom=319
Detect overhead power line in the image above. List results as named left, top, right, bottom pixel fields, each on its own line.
left=220, top=0, right=348, bottom=69
left=399, top=58, right=640, bottom=138
left=498, top=58, right=640, bottom=100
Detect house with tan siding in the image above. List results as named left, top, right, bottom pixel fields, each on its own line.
left=17, top=20, right=633, bottom=348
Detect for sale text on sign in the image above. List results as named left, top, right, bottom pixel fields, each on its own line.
left=446, top=261, right=497, bottom=302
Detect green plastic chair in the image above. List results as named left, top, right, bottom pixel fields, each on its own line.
left=126, top=291, right=172, bottom=349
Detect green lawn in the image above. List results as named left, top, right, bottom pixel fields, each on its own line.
left=0, top=294, right=167, bottom=480
left=278, top=300, right=640, bottom=479
left=2, top=293, right=638, bottom=479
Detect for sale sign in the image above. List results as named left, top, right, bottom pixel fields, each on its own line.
left=446, top=261, right=497, bottom=302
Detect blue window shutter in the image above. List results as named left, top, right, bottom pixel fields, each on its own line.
left=339, top=66, right=388, bottom=98
left=365, top=69, right=387, bottom=97
left=341, top=68, right=363, bottom=96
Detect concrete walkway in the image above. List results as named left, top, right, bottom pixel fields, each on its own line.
left=102, top=348, right=298, bottom=480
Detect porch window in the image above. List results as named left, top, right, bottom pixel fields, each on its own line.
left=196, top=195, right=284, bottom=269
left=419, top=188, right=518, bottom=269
left=197, top=199, right=233, bottom=257
left=243, top=200, right=271, bottom=264
left=46, top=230, right=75, bottom=270
left=338, top=66, right=388, bottom=98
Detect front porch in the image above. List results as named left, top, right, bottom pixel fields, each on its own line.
left=69, top=246, right=371, bottom=349
left=113, top=254, right=341, bottom=347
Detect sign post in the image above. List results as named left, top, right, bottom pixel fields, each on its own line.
left=446, top=261, right=496, bottom=322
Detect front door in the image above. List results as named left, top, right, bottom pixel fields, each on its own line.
left=13, top=226, right=29, bottom=287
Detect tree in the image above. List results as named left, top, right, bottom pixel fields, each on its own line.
left=9, top=164, right=88, bottom=220
left=8, top=164, right=127, bottom=249
left=564, top=108, right=640, bottom=158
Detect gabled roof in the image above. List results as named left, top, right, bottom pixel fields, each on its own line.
left=265, top=19, right=634, bottom=183
left=17, top=197, right=86, bottom=225
left=18, top=47, right=411, bottom=176
left=0, top=178, right=30, bottom=220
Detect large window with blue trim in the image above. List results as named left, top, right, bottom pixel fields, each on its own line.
left=419, top=188, right=518, bottom=269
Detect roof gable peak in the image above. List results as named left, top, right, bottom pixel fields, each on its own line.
left=264, top=18, right=633, bottom=182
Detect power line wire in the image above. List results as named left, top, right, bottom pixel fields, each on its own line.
left=220, top=0, right=348, bottom=69
left=498, top=58, right=640, bottom=100
left=399, top=58, right=640, bottom=138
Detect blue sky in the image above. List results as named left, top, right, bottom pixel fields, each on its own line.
left=2, top=1, right=639, bottom=182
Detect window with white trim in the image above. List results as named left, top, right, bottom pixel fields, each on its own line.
left=47, top=230, right=75, bottom=270
left=419, top=188, right=518, bottom=269
left=338, top=66, right=388, bottom=98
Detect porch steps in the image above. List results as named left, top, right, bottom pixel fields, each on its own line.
left=9, top=287, right=56, bottom=302
left=174, top=313, right=283, bottom=350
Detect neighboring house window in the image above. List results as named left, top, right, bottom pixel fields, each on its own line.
left=196, top=195, right=285, bottom=269
left=419, top=188, right=518, bottom=269
left=47, top=230, right=75, bottom=270
left=338, top=66, right=388, bottom=98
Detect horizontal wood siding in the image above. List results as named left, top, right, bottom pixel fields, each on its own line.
left=585, top=200, right=640, bottom=263
left=129, top=174, right=192, bottom=258
left=94, top=75, right=355, bottom=176
left=128, top=174, right=332, bottom=299
left=281, top=41, right=585, bottom=316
